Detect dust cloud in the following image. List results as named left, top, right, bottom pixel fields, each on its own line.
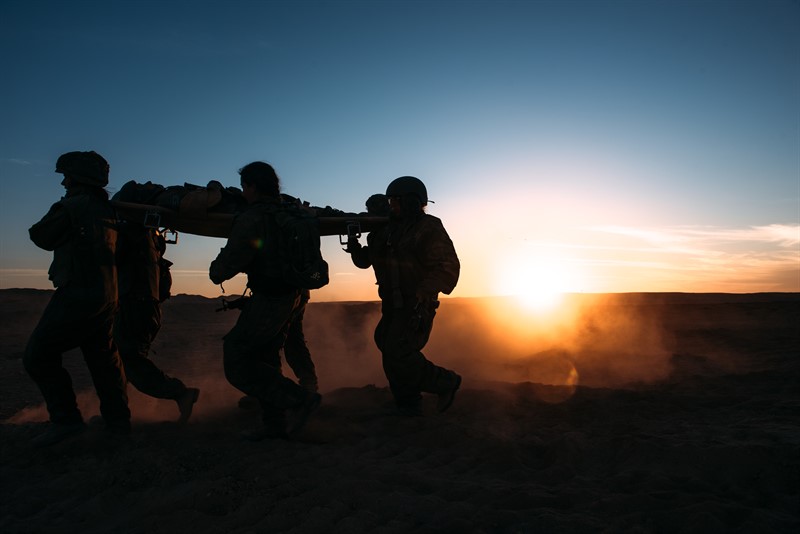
left=425, top=294, right=673, bottom=391
left=307, top=294, right=674, bottom=398
left=3, top=292, right=676, bottom=423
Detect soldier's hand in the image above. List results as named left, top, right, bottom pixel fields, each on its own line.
left=346, top=235, right=361, bottom=253
left=415, top=288, right=438, bottom=306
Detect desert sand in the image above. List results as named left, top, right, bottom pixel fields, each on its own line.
left=1, top=289, right=798, bottom=533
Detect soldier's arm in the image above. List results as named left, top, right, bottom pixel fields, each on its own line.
left=417, top=219, right=460, bottom=297
left=28, top=201, right=71, bottom=251
left=347, top=236, right=373, bottom=269
left=209, top=214, right=258, bottom=284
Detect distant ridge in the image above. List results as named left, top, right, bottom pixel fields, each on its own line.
left=446, top=292, right=800, bottom=305
left=1, top=288, right=798, bottom=305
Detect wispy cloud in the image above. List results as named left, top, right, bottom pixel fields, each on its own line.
left=590, top=224, right=800, bottom=249
left=568, top=224, right=800, bottom=292
left=751, top=224, right=800, bottom=248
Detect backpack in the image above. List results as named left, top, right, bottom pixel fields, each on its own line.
left=268, top=201, right=330, bottom=290
left=113, top=180, right=165, bottom=204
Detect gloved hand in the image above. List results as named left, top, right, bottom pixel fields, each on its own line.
left=346, top=235, right=362, bottom=253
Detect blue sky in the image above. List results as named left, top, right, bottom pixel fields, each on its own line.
left=1, top=0, right=798, bottom=301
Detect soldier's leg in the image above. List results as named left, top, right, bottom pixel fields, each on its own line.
left=24, top=336, right=82, bottom=424
left=223, top=292, right=309, bottom=410
left=82, top=314, right=130, bottom=427
left=23, top=295, right=83, bottom=424
left=380, top=307, right=459, bottom=408
left=376, top=311, right=422, bottom=413
left=283, top=297, right=318, bottom=392
left=226, top=292, right=321, bottom=439
left=116, top=298, right=186, bottom=399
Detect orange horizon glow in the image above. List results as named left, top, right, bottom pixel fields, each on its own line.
left=491, top=249, right=585, bottom=312
left=2, top=212, right=798, bottom=301
left=2, top=262, right=799, bottom=302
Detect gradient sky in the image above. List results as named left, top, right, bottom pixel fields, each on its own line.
left=1, top=0, right=798, bottom=302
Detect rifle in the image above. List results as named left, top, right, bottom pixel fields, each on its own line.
left=216, top=294, right=250, bottom=312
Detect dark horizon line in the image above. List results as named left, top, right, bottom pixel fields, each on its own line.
left=3, top=287, right=799, bottom=304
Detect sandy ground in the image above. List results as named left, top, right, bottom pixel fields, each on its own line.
left=1, top=289, right=798, bottom=533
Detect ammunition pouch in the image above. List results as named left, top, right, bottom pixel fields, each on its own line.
left=412, top=298, right=439, bottom=324
left=407, top=299, right=439, bottom=348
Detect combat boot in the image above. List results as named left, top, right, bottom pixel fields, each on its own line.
left=241, top=410, right=288, bottom=441
left=176, top=387, right=200, bottom=424
left=286, top=392, right=322, bottom=436
left=437, top=373, right=462, bottom=412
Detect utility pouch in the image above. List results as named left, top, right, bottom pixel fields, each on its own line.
left=409, top=299, right=439, bottom=332
left=404, top=299, right=439, bottom=350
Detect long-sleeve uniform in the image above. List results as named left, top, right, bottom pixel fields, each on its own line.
left=209, top=198, right=311, bottom=428
left=24, top=186, right=130, bottom=426
left=350, top=212, right=461, bottom=411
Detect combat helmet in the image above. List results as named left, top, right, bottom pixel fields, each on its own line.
left=55, top=151, right=110, bottom=187
left=386, top=176, right=428, bottom=206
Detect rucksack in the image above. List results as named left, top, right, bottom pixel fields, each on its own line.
left=268, top=201, right=330, bottom=290
left=113, top=180, right=165, bottom=204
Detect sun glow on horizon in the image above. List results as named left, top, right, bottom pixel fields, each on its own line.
left=494, top=251, right=582, bottom=312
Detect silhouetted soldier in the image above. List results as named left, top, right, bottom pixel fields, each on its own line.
left=24, top=151, right=130, bottom=446
left=272, top=192, right=388, bottom=394
left=347, top=176, right=461, bottom=416
left=210, top=161, right=321, bottom=440
left=113, top=214, right=200, bottom=423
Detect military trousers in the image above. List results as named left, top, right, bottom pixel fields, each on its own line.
left=282, top=291, right=317, bottom=391
left=222, top=290, right=309, bottom=423
left=374, top=303, right=459, bottom=409
left=115, top=297, right=187, bottom=400
left=24, top=289, right=130, bottom=425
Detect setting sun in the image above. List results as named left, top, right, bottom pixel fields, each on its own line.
left=494, top=251, right=581, bottom=311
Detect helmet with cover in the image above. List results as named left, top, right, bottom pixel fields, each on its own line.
left=385, top=176, right=428, bottom=206
left=55, top=151, right=109, bottom=187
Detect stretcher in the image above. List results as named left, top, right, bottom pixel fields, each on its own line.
left=111, top=200, right=388, bottom=240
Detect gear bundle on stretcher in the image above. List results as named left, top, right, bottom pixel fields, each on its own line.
left=111, top=180, right=388, bottom=241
